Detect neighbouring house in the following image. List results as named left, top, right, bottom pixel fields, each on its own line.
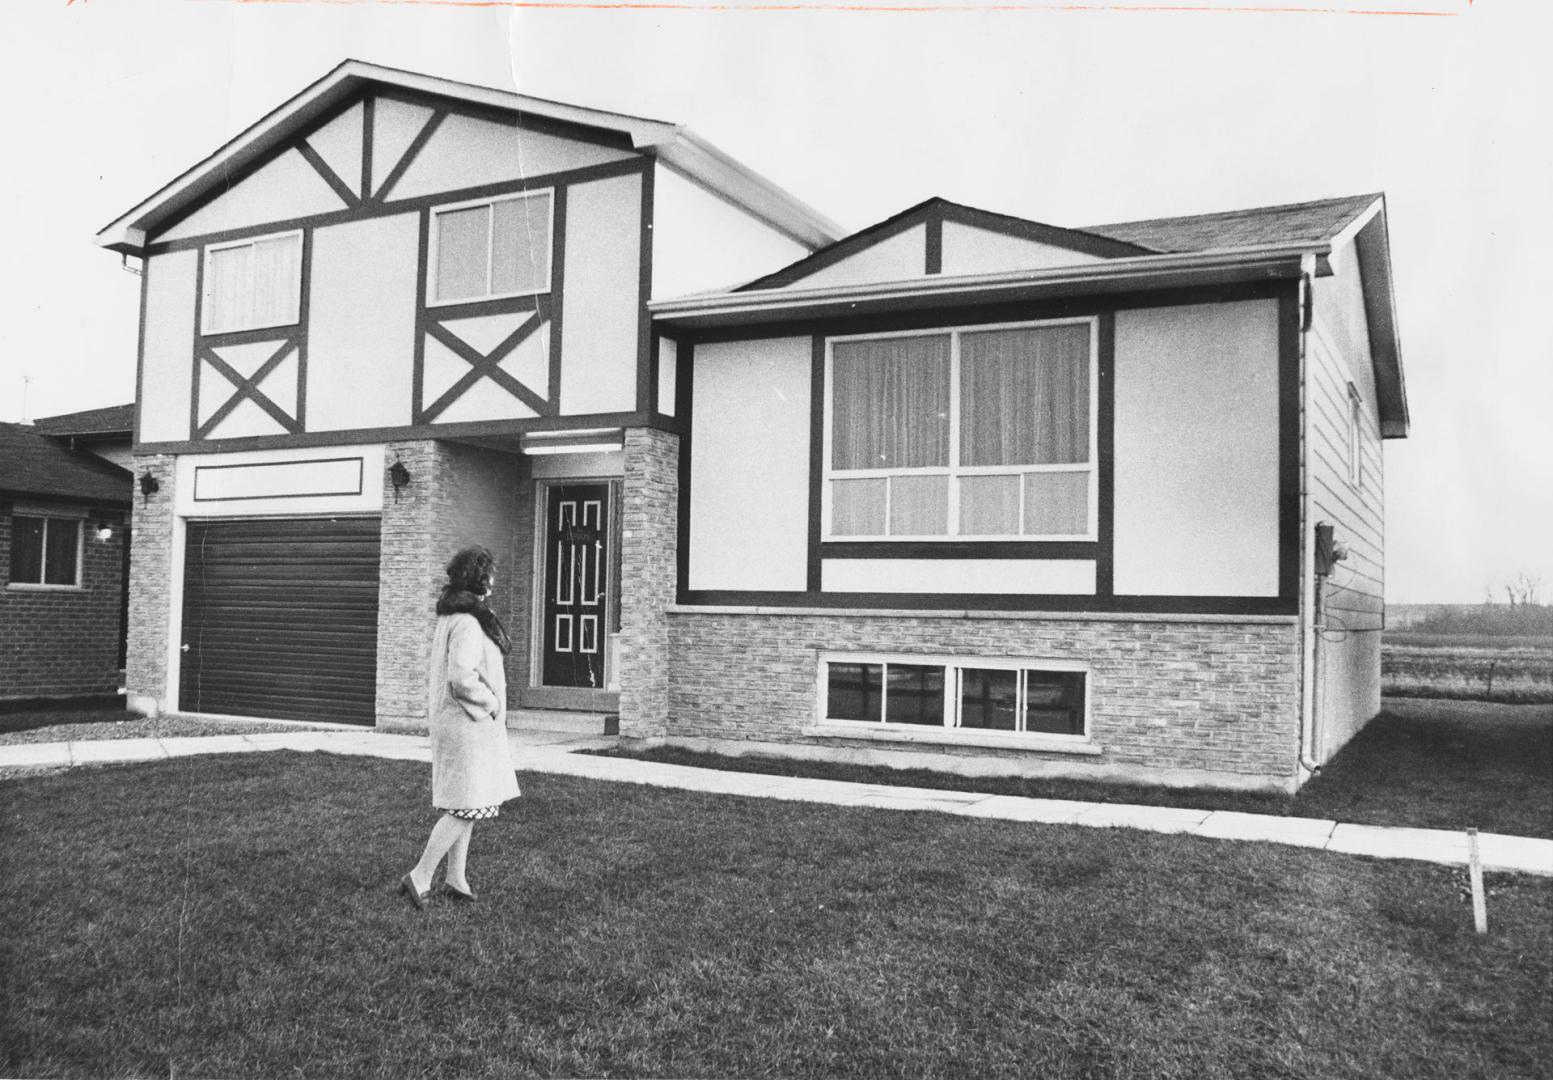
left=31, top=403, right=136, bottom=471
left=0, top=421, right=133, bottom=702
left=98, top=60, right=1405, bottom=791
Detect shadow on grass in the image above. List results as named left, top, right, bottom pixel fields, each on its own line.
left=591, top=697, right=1553, bottom=838
left=0, top=705, right=126, bottom=736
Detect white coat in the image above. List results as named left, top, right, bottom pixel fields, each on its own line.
left=427, top=613, right=520, bottom=810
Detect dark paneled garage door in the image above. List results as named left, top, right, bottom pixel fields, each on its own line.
left=180, top=517, right=381, bottom=725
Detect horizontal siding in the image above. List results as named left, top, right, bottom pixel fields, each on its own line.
left=180, top=517, right=381, bottom=724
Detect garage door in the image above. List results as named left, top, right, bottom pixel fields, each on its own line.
left=180, top=516, right=381, bottom=725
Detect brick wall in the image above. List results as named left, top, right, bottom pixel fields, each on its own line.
left=375, top=440, right=525, bottom=729
left=666, top=610, right=1303, bottom=791
left=123, top=455, right=176, bottom=715
left=618, top=427, right=678, bottom=739
left=1, top=498, right=129, bottom=701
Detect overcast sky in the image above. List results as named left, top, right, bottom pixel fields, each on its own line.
left=0, top=0, right=1546, bottom=603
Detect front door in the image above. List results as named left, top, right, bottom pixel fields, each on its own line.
left=540, top=483, right=610, bottom=688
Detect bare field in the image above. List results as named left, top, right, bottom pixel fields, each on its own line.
left=1383, top=633, right=1553, bottom=704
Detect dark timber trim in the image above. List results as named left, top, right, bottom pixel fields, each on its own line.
left=924, top=211, right=943, bottom=275
left=135, top=410, right=665, bottom=456
left=296, top=139, right=360, bottom=209
left=807, top=335, right=825, bottom=592
left=675, top=340, right=695, bottom=601
left=372, top=108, right=447, bottom=204
left=194, top=340, right=302, bottom=438
left=189, top=250, right=205, bottom=440
left=635, top=161, right=655, bottom=416
left=296, top=228, right=313, bottom=430
left=143, top=157, right=645, bottom=256
left=360, top=94, right=375, bottom=202
left=548, top=183, right=567, bottom=409
left=133, top=256, right=149, bottom=447
left=412, top=209, right=430, bottom=423
left=672, top=278, right=1299, bottom=617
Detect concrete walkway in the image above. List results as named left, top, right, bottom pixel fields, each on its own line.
left=4, top=727, right=1550, bottom=878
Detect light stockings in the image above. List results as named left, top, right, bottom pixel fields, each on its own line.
left=408, top=813, right=473, bottom=894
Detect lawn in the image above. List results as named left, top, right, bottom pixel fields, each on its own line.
left=597, top=698, right=1553, bottom=839
left=2, top=753, right=1550, bottom=1079
left=1382, top=632, right=1553, bottom=704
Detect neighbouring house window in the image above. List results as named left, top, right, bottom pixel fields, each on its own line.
left=202, top=231, right=303, bottom=334
left=823, top=656, right=1088, bottom=738
left=430, top=189, right=553, bottom=305
left=8, top=516, right=81, bottom=587
left=1347, top=383, right=1363, bottom=487
left=826, top=319, right=1096, bottom=540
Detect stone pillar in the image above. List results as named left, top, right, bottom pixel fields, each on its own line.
left=618, top=427, right=678, bottom=743
left=124, top=454, right=175, bottom=717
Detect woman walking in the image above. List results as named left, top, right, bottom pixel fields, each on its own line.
left=399, top=545, right=520, bottom=909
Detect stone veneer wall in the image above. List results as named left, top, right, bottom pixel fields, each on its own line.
left=666, top=610, right=1304, bottom=791
left=1, top=498, right=129, bottom=701
left=376, top=440, right=525, bottom=729
left=123, top=455, right=175, bottom=716
left=617, top=427, right=678, bottom=740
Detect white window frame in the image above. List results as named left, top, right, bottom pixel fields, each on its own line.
left=426, top=188, right=555, bottom=308
left=200, top=229, right=304, bottom=335
left=7, top=513, right=84, bottom=590
left=1346, top=382, right=1364, bottom=488
left=822, top=317, right=1100, bottom=543
left=815, top=651, right=1091, bottom=744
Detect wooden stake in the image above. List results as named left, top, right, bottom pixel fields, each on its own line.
left=1468, top=827, right=1488, bottom=935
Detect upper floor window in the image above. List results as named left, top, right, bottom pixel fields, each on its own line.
left=8, top=515, right=81, bottom=588
left=429, top=189, right=553, bottom=306
left=202, top=231, right=303, bottom=335
left=823, top=319, right=1097, bottom=541
left=1347, top=382, right=1364, bottom=487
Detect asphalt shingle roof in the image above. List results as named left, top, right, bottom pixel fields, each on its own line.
left=31, top=403, right=134, bottom=437
left=1084, top=193, right=1381, bottom=254
left=0, top=422, right=133, bottom=505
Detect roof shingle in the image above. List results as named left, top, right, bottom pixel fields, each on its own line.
left=1084, top=193, right=1381, bottom=253
left=0, top=422, right=133, bottom=505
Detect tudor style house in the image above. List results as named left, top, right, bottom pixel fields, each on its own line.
left=102, top=61, right=1405, bottom=792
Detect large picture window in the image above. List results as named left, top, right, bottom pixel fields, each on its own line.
left=429, top=189, right=553, bottom=306
left=201, top=231, right=303, bottom=335
left=825, top=319, right=1096, bottom=541
left=8, top=515, right=81, bottom=588
left=822, top=655, right=1087, bottom=739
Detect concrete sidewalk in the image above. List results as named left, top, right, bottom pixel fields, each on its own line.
left=4, top=727, right=1550, bottom=878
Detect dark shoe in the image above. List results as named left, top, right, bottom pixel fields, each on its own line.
left=443, top=883, right=477, bottom=903
left=398, top=873, right=430, bottom=911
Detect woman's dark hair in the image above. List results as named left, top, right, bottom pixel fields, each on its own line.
left=437, top=545, right=510, bottom=654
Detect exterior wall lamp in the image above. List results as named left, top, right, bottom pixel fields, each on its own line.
left=388, top=460, right=411, bottom=501
left=138, top=471, right=160, bottom=500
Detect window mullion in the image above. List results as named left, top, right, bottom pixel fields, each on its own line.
left=946, top=666, right=958, bottom=729
left=38, top=518, right=49, bottom=585
left=879, top=663, right=889, bottom=723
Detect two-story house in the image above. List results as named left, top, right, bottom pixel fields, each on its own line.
left=100, top=61, right=1405, bottom=792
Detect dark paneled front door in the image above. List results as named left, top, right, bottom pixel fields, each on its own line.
left=540, top=483, right=610, bottom=689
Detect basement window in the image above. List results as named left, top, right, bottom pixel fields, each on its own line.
left=821, top=654, right=1088, bottom=739
left=7, top=515, right=82, bottom=588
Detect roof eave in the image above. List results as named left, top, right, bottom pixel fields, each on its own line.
left=651, top=242, right=1319, bottom=330
left=1350, top=199, right=1409, bottom=439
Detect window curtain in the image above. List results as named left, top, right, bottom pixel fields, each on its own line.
left=435, top=204, right=491, bottom=302
left=207, top=235, right=299, bottom=332
left=492, top=194, right=551, bottom=295
left=206, top=244, right=253, bottom=332
left=960, top=324, right=1089, bottom=466
left=832, top=335, right=951, bottom=470
left=249, top=234, right=301, bottom=328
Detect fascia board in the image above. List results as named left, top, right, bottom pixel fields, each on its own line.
left=650, top=242, right=1320, bottom=325
left=655, top=130, right=844, bottom=250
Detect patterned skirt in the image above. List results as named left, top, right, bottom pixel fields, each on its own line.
left=440, top=805, right=500, bottom=821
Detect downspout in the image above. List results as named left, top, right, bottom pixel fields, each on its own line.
left=1296, top=257, right=1322, bottom=778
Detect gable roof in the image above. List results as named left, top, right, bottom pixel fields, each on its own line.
left=0, top=423, right=133, bottom=505
left=739, top=197, right=1154, bottom=291
left=95, top=60, right=842, bottom=255
left=1084, top=193, right=1384, bottom=254
left=31, top=404, right=135, bottom=439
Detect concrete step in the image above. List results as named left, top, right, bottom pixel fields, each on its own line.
left=507, top=708, right=617, bottom=736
